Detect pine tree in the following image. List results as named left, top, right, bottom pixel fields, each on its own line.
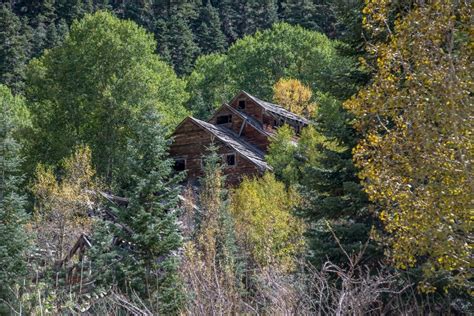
left=32, top=0, right=59, bottom=57
left=255, top=0, right=278, bottom=30
left=279, top=0, right=321, bottom=31
left=57, top=0, right=93, bottom=24
left=217, top=0, right=240, bottom=44
left=266, top=96, right=381, bottom=268
left=93, top=109, right=184, bottom=314
left=154, top=17, right=172, bottom=63
left=0, top=4, right=31, bottom=93
left=166, top=12, right=200, bottom=75
left=0, top=85, right=30, bottom=313
left=122, top=0, right=155, bottom=33
left=195, top=3, right=227, bottom=54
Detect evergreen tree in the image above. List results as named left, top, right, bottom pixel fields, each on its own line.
left=56, top=0, right=94, bottom=24
left=154, top=17, right=172, bottom=63
left=166, top=12, right=200, bottom=75
left=279, top=0, right=321, bottom=31
left=266, top=96, right=381, bottom=268
left=195, top=3, right=226, bottom=55
left=121, top=0, right=155, bottom=32
left=217, top=0, right=240, bottom=44
left=0, top=85, right=30, bottom=313
left=31, top=0, right=59, bottom=57
left=254, top=0, right=278, bottom=30
left=0, top=3, right=30, bottom=93
left=92, top=109, right=184, bottom=314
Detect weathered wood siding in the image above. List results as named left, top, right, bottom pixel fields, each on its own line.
left=229, top=95, right=263, bottom=122
left=209, top=107, right=271, bottom=151
left=169, top=119, right=262, bottom=185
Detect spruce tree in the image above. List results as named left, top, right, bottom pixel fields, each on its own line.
left=93, top=109, right=184, bottom=314
left=0, top=4, right=30, bottom=93
left=255, top=0, right=279, bottom=30
left=195, top=3, right=227, bottom=54
left=267, top=96, right=381, bottom=268
left=166, top=12, right=200, bottom=75
left=279, top=0, right=321, bottom=31
left=217, top=0, right=240, bottom=43
left=32, top=0, right=59, bottom=57
left=0, top=85, right=30, bottom=313
left=122, top=0, right=155, bottom=33
left=154, top=18, right=172, bottom=63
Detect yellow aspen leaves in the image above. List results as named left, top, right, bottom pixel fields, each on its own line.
left=346, top=0, right=473, bottom=291
left=273, top=78, right=317, bottom=118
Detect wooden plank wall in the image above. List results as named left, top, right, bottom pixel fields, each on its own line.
left=169, top=119, right=262, bottom=185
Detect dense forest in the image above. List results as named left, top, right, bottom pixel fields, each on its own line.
left=0, top=0, right=472, bottom=314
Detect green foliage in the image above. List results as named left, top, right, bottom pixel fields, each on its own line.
left=165, top=12, right=200, bottom=76
left=231, top=173, right=305, bottom=271
left=25, top=11, right=189, bottom=180
left=280, top=0, right=320, bottom=31
left=266, top=102, right=381, bottom=267
left=185, top=53, right=232, bottom=119
left=197, top=145, right=240, bottom=273
left=0, top=85, right=30, bottom=313
left=91, top=109, right=184, bottom=314
left=0, top=3, right=31, bottom=93
left=195, top=3, right=227, bottom=55
left=186, top=23, right=357, bottom=118
left=266, top=125, right=299, bottom=185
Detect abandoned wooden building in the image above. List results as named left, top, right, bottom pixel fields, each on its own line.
left=169, top=91, right=309, bottom=184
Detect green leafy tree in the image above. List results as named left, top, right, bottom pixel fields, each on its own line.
left=92, top=109, right=184, bottom=314
left=25, top=11, right=189, bottom=181
left=185, top=53, right=232, bottom=119
left=0, top=85, right=30, bottom=313
left=186, top=23, right=358, bottom=117
left=231, top=173, right=305, bottom=271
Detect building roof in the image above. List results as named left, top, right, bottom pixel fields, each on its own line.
left=209, top=103, right=272, bottom=137
left=187, top=117, right=271, bottom=172
left=233, top=90, right=310, bottom=125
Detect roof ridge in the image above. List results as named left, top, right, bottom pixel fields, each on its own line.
left=237, top=90, right=309, bottom=125
left=189, top=117, right=271, bottom=172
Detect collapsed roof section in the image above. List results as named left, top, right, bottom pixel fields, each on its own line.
left=187, top=117, right=271, bottom=172
left=231, top=90, right=310, bottom=126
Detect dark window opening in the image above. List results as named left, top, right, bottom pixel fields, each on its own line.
left=226, top=153, right=236, bottom=166
left=238, top=100, right=246, bottom=109
left=216, top=115, right=232, bottom=125
left=173, top=158, right=186, bottom=171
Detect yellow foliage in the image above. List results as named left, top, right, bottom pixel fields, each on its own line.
left=32, top=145, right=99, bottom=262
left=346, top=0, right=473, bottom=291
left=230, top=173, right=306, bottom=271
left=273, top=78, right=316, bottom=118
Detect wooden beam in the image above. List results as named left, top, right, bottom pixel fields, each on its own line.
left=238, top=120, right=246, bottom=136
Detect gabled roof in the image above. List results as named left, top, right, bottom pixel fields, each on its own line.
left=176, top=117, right=271, bottom=172
left=209, top=103, right=272, bottom=137
left=231, top=90, right=310, bottom=125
